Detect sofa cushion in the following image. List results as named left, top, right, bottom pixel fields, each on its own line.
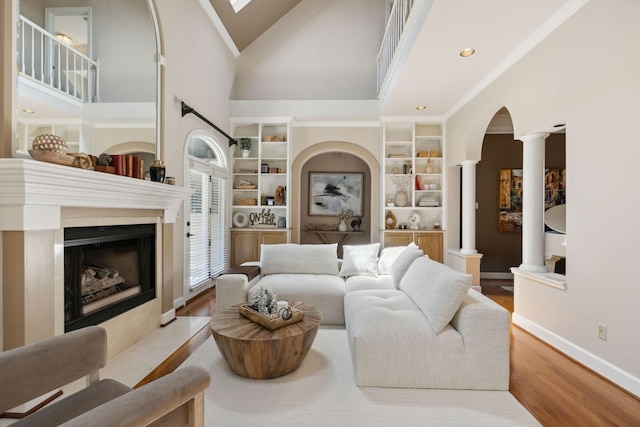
left=339, top=243, right=380, bottom=278
left=250, top=274, right=346, bottom=325
left=399, top=256, right=471, bottom=333
left=376, top=246, right=405, bottom=275
left=390, top=243, right=423, bottom=288
left=345, top=274, right=394, bottom=293
left=260, top=243, right=339, bottom=276
left=344, top=290, right=464, bottom=388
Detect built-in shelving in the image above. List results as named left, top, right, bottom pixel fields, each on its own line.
left=382, top=121, right=445, bottom=236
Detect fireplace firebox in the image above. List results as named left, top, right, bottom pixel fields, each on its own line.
left=64, top=224, right=156, bottom=332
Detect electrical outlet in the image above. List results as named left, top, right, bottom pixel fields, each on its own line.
left=597, top=323, right=607, bottom=341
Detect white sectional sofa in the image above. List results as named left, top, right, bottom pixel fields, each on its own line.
left=215, top=242, right=510, bottom=390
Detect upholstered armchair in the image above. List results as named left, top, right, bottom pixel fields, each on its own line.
left=0, top=326, right=210, bottom=426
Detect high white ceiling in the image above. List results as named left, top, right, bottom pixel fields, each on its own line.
left=216, top=0, right=587, bottom=119
left=380, top=0, right=586, bottom=117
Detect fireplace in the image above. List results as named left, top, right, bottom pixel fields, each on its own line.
left=64, top=224, right=156, bottom=332
left=1, top=159, right=189, bottom=353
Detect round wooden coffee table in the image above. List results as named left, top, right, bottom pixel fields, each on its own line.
left=210, top=301, right=322, bottom=379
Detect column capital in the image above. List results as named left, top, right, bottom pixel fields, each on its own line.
left=460, top=159, right=479, bottom=167
left=518, top=133, right=549, bottom=143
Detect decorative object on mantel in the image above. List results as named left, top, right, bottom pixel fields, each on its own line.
left=337, top=208, right=353, bottom=231
left=29, top=134, right=92, bottom=169
left=239, top=138, right=252, bottom=157
left=149, top=160, right=166, bottom=183
left=94, top=153, right=116, bottom=174
left=32, top=134, right=67, bottom=154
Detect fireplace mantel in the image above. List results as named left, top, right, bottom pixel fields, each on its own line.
left=0, top=159, right=190, bottom=231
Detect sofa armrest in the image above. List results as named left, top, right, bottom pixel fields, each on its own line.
left=0, top=326, right=107, bottom=414
left=215, top=266, right=261, bottom=311
left=60, top=365, right=211, bottom=427
left=450, top=290, right=510, bottom=354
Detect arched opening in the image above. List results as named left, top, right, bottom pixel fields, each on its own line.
left=475, top=107, right=566, bottom=288
left=291, top=142, right=380, bottom=247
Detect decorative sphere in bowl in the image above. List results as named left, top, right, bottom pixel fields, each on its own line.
left=32, top=134, right=68, bottom=154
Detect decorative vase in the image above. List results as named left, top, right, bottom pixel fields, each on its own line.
left=277, top=216, right=286, bottom=228
left=338, top=220, right=347, bottom=232
left=242, top=150, right=250, bottom=158
left=395, top=190, right=408, bottom=207
left=425, top=159, right=434, bottom=174
left=149, top=160, right=166, bottom=183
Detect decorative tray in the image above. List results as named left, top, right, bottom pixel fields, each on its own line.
left=239, top=304, right=304, bottom=330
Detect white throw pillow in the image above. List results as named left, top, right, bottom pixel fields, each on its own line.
left=260, top=243, right=339, bottom=276
left=339, top=243, right=380, bottom=278
left=377, top=246, right=405, bottom=275
left=390, top=242, right=423, bottom=288
left=399, top=256, right=471, bottom=333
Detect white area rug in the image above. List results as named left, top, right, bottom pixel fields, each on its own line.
left=184, top=327, right=540, bottom=426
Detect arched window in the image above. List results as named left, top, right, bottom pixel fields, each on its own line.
left=185, top=133, right=229, bottom=292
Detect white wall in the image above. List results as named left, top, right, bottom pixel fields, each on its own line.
left=232, top=0, right=386, bottom=101
left=154, top=0, right=236, bottom=307
left=93, top=0, right=156, bottom=102
left=446, top=0, right=640, bottom=388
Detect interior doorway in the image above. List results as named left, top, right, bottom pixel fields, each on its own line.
left=45, top=7, right=92, bottom=57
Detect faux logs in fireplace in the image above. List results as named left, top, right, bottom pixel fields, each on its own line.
left=64, top=224, right=156, bottom=332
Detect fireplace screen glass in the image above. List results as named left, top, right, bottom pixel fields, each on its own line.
left=64, top=224, right=156, bottom=332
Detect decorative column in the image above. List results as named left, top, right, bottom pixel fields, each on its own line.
left=460, top=160, right=478, bottom=255
left=518, top=133, right=549, bottom=272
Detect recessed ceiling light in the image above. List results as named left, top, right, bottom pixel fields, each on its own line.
left=416, top=105, right=426, bottom=110
left=459, top=48, right=476, bottom=58
left=22, top=109, right=35, bottom=114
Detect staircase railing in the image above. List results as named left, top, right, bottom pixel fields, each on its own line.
left=376, top=0, right=415, bottom=96
left=18, top=16, right=100, bottom=103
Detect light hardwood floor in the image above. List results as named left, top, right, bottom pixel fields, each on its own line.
left=166, top=280, right=640, bottom=426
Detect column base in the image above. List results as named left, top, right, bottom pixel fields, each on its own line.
left=518, top=263, right=547, bottom=273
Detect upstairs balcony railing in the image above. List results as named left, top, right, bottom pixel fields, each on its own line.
left=18, top=16, right=100, bottom=103
left=376, top=0, right=415, bottom=96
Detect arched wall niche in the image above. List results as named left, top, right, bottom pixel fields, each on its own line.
left=291, top=141, right=380, bottom=245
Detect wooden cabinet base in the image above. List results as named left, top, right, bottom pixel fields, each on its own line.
left=383, top=231, right=444, bottom=263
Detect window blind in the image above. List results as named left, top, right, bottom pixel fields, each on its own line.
left=188, top=167, right=210, bottom=289
left=209, top=172, right=227, bottom=278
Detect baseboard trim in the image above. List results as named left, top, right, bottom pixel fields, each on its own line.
left=480, top=272, right=514, bottom=279
left=161, top=308, right=176, bottom=326
left=173, top=296, right=185, bottom=310
left=512, top=312, right=640, bottom=398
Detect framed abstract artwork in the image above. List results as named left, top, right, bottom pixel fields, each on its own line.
left=309, top=172, right=363, bottom=216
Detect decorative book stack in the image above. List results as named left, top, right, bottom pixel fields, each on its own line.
left=418, top=196, right=439, bottom=207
